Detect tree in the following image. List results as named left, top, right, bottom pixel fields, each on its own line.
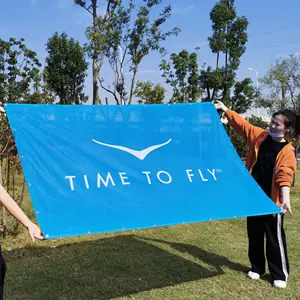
left=200, top=0, right=248, bottom=103
left=0, top=37, right=51, bottom=236
left=24, top=85, right=56, bottom=104
left=160, top=50, right=202, bottom=103
left=0, top=36, right=53, bottom=158
left=91, top=0, right=134, bottom=105
left=93, top=0, right=180, bottom=105
left=0, top=38, right=42, bottom=103
left=230, top=78, right=255, bottom=113
left=126, top=0, right=179, bottom=104
left=44, top=32, right=89, bottom=105
left=0, top=37, right=54, bottom=162
left=260, top=53, right=300, bottom=114
left=74, top=0, right=105, bottom=105
left=134, top=81, right=166, bottom=104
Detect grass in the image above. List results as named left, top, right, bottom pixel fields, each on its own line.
left=1, top=168, right=300, bottom=299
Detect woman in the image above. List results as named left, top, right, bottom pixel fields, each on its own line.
left=0, top=104, right=43, bottom=299
left=215, top=100, right=299, bottom=289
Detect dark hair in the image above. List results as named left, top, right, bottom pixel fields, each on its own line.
left=272, top=109, right=300, bottom=139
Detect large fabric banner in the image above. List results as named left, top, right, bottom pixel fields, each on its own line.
left=5, top=103, right=280, bottom=239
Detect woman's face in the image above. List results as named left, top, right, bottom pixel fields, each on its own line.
left=269, top=114, right=286, bottom=134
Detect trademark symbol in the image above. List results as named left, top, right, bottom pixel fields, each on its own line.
left=216, top=169, right=222, bottom=173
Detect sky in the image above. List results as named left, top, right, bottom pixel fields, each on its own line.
left=1, top=0, right=300, bottom=115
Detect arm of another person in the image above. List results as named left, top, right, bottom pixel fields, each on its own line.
left=0, top=102, right=43, bottom=241
left=0, top=185, right=44, bottom=241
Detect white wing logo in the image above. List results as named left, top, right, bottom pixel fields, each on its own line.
left=92, top=138, right=172, bottom=160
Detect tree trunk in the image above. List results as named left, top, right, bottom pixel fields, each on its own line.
left=211, top=51, right=220, bottom=101
left=129, top=66, right=138, bottom=105
left=0, top=159, right=2, bottom=186
left=92, top=0, right=101, bottom=105
left=281, top=83, right=286, bottom=109
left=222, top=48, right=228, bottom=101
left=1, top=158, right=7, bottom=234
left=288, top=85, right=296, bottom=111
left=0, top=158, right=5, bottom=233
left=222, top=22, right=229, bottom=102
left=19, top=178, right=26, bottom=208
left=92, top=59, right=101, bottom=105
left=206, top=88, right=211, bottom=102
left=6, top=158, right=10, bottom=194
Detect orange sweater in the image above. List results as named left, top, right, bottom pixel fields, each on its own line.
left=225, top=109, right=297, bottom=206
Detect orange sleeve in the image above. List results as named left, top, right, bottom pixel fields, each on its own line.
left=276, top=149, right=297, bottom=188
left=225, top=109, right=266, bottom=146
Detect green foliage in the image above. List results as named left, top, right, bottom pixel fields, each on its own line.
left=260, top=53, right=300, bottom=114
left=44, top=32, right=89, bottom=104
left=0, top=38, right=53, bottom=237
left=0, top=37, right=43, bottom=103
left=208, top=0, right=248, bottom=70
left=200, top=0, right=248, bottom=103
left=23, top=87, right=56, bottom=104
left=87, top=0, right=134, bottom=104
left=127, top=1, right=180, bottom=70
left=89, top=0, right=180, bottom=104
left=134, top=81, right=166, bottom=104
left=160, top=50, right=202, bottom=103
left=225, top=115, right=269, bottom=158
left=229, top=78, right=255, bottom=113
left=85, top=0, right=119, bottom=64
left=0, top=37, right=53, bottom=176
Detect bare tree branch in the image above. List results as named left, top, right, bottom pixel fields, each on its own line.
left=74, top=0, right=93, bottom=15
left=99, top=77, right=120, bottom=105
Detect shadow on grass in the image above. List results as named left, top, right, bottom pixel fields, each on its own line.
left=137, top=236, right=248, bottom=274
left=3, top=234, right=247, bottom=300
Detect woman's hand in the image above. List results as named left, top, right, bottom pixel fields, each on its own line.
left=282, top=199, right=292, bottom=214
left=214, top=101, right=228, bottom=112
left=281, top=186, right=292, bottom=214
left=0, top=102, right=5, bottom=114
left=26, top=221, right=44, bottom=242
left=282, top=196, right=292, bottom=214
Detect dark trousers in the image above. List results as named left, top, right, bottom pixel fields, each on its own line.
left=247, top=214, right=289, bottom=281
left=0, top=248, right=6, bottom=300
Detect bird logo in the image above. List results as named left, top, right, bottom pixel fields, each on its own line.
left=92, top=138, right=172, bottom=160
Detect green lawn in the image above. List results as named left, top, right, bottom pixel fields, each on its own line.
left=1, top=169, right=300, bottom=300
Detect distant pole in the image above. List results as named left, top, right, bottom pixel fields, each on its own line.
left=248, top=68, right=259, bottom=117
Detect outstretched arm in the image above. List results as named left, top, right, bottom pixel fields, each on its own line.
left=214, top=101, right=265, bottom=145
left=0, top=185, right=44, bottom=241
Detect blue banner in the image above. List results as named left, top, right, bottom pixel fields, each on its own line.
left=5, top=103, right=281, bottom=239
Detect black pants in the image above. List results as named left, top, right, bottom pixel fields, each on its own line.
left=247, top=214, right=289, bottom=281
left=0, top=247, right=6, bottom=300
